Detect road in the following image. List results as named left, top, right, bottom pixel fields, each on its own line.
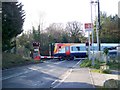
left=2, top=59, right=95, bottom=88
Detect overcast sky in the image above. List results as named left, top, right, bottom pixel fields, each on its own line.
left=19, top=0, right=119, bottom=32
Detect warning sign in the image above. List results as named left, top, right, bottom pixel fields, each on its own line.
left=84, top=23, right=93, bottom=31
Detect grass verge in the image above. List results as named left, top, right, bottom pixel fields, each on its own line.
left=80, top=59, right=105, bottom=69
left=91, top=69, right=111, bottom=74
left=80, top=59, right=116, bottom=74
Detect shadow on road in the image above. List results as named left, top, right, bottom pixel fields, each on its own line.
left=2, top=69, right=60, bottom=88
left=53, top=81, right=94, bottom=88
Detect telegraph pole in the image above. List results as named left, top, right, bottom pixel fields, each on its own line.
left=98, top=0, right=101, bottom=51
left=90, top=0, right=94, bottom=66
left=94, top=3, right=99, bottom=51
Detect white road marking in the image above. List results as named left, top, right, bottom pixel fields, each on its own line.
left=2, top=70, right=32, bottom=80
left=51, top=80, right=58, bottom=85
left=49, top=69, right=54, bottom=72
left=2, top=62, right=47, bottom=81
left=52, top=60, right=81, bottom=88
left=46, top=65, right=54, bottom=67
left=88, top=68, right=95, bottom=88
left=2, top=60, right=55, bottom=81
left=53, top=60, right=65, bottom=65
left=72, top=60, right=81, bottom=68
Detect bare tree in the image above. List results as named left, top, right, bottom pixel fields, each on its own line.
left=66, top=21, right=83, bottom=43
left=45, top=23, right=65, bottom=43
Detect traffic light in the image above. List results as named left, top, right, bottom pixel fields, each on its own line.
left=33, top=42, right=40, bottom=46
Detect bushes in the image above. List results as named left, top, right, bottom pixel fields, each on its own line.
left=102, top=69, right=111, bottom=74
left=80, top=59, right=92, bottom=67
left=80, top=59, right=105, bottom=69
left=2, top=53, right=39, bottom=69
left=91, top=60, right=104, bottom=69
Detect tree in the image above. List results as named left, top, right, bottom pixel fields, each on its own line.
left=101, top=14, right=119, bottom=43
left=16, top=32, right=34, bottom=57
left=66, top=21, right=84, bottom=43
left=62, top=33, right=69, bottom=43
left=2, top=2, right=25, bottom=52
left=45, top=23, right=65, bottom=43
left=94, top=12, right=120, bottom=43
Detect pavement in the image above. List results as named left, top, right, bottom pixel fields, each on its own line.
left=51, top=60, right=119, bottom=88
left=90, top=69, right=119, bottom=87
left=53, top=68, right=95, bottom=88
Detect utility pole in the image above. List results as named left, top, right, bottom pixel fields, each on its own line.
left=94, top=5, right=99, bottom=51
left=98, top=0, right=101, bottom=51
left=90, top=0, right=94, bottom=66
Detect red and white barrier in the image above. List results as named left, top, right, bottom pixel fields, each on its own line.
left=41, top=56, right=61, bottom=59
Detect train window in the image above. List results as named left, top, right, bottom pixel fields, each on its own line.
left=76, top=47, right=80, bottom=51
left=80, top=46, right=86, bottom=51
left=71, top=46, right=81, bottom=51
left=71, top=47, right=73, bottom=51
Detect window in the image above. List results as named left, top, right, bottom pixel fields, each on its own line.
left=76, top=47, right=80, bottom=51
left=59, top=46, right=61, bottom=48
left=65, top=46, right=69, bottom=51
left=71, top=46, right=81, bottom=51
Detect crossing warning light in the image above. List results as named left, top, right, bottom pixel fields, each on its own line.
left=34, top=55, right=41, bottom=60
left=33, top=42, right=40, bottom=47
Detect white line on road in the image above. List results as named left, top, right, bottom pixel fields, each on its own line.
left=88, top=68, right=95, bottom=88
left=51, top=79, right=58, bottom=85
left=53, top=69, right=72, bottom=88
left=54, top=60, right=66, bottom=65
left=52, top=60, right=81, bottom=88
left=72, top=60, right=81, bottom=68
left=2, top=70, right=32, bottom=81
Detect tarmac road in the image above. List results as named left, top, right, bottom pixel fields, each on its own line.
left=2, top=59, right=94, bottom=88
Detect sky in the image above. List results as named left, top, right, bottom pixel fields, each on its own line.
left=19, top=0, right=119, bottom=32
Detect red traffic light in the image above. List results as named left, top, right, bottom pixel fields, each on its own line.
left=33, top=42, right=40, bottom=46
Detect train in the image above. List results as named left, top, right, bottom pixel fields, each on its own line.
left=52, top=43, right=119, bottom=60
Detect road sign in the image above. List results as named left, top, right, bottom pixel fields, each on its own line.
left=84, top=23, right=93, bottom=31
left=84, top=23, right=93, bottom=60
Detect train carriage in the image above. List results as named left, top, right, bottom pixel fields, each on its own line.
left=53, top=43, right=119, bottom=60
left=53, top=43, right=88, bottom=59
